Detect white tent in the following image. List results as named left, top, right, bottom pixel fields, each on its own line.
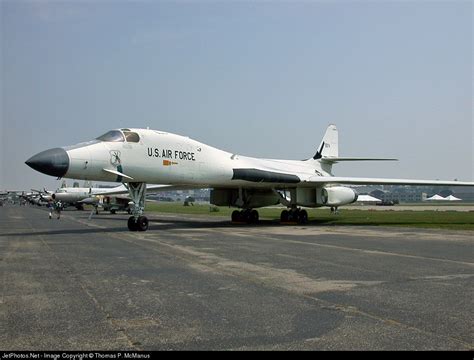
left=357, top=195, right=382, bottom=203
left=445, top=195, right=462, bottom=201
left=425, top=194, right=447, bottom=201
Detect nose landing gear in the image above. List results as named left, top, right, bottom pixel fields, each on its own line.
left=125, top=182, right=149, bottom=231
left=127, top=215, right=149, bottom=231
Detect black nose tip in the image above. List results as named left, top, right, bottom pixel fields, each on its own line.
left=25, top=148, right=69, bottom=177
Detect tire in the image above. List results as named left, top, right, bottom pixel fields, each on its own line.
left=250, top=210, right=259, bottom=224
left=280, top=210, right=289, bottom=222
left=299, top=209, right=308, bottom=224
left=241, top=210, right=251, bottom=223
left=231, top=210, right=241, bottom=222
left=137, top=216, right=149, bottom=231
left=127, top=216, right=138, bottom=231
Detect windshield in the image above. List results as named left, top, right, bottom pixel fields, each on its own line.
left=96, top=130, right=125, bottom=142
left=123, top=131, right=140, bottom=143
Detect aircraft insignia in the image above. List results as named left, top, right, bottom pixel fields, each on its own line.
left=110, top=151, right=121, bottom=166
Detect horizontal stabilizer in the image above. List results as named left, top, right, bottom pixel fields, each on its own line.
left=321, top=157, right=398, bottom=163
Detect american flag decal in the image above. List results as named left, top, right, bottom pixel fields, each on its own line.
left=163, top=160, right=178, bottom=166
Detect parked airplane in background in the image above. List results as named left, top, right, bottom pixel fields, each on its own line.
left=21, top=190, right=51, bottom=206
left=26, top=125, right=474, bottom=231
left=39, top=182, right=163, bottom=214
left=42, top=183, right=126, bottom=211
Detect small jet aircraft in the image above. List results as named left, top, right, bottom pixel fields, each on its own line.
left=25, top=125, right=474, bottom=231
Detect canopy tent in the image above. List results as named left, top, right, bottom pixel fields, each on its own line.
left=445, top=195, right=462, bottom=201
left=425, top=194, right=447, bottom=201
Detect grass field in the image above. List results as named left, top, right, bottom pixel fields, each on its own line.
left=146, top=203, right=474, bottom=230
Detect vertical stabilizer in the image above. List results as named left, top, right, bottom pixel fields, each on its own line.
left=313, top=124, right=338, bottom=159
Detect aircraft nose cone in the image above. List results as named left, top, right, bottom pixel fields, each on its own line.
left=25, top=148, right=69, bottom=177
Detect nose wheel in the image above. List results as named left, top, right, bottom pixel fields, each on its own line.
left=128, top=216, right=149, bottom=231
left=125, top=182, right=148, bottom=231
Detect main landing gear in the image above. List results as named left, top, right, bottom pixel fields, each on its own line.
left=280, top=208, right=308, bottom=224
left=126, top=182, right=149, bottom=231
left=277, top=188, right=308, bottom=224
left=231, top=209, right=259, bottom=224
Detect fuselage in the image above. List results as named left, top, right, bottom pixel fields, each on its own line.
left=51, top=187, right=95, bottom=203
left=60, top=128, right=328, bottom=188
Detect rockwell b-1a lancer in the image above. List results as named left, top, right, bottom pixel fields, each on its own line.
left=26, top=125, right=474, bottom=231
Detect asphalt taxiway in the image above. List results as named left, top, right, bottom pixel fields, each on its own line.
left=1, top=206, right=473, bottom=350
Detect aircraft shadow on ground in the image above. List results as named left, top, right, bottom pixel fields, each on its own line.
left=0, top=226, right=129, bottom=238
left=0, top=218, right=337, bottom=237
left=154, top=218, right=335, bottom=228
left=93, top=217, right=337, bottom=232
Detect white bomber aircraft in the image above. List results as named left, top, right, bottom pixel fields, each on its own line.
left=25, top=125, right=473, bottom=231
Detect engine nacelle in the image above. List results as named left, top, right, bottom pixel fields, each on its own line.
left=210, top=189, right=279, bottom=208
left=52, top=192, right=86, bottom=203
left=321, top=186, right=358, bottom=207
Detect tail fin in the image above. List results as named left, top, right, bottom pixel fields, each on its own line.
left=313, top=124, right=338, bottom=159
left=309, top=124, right=397, bottom=168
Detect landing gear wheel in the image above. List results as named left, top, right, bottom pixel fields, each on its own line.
left=298, top=209, right=308, bottom=224
left=232, top=210, right=241, bottom=222
left=250, top=210, right=259, bottom=224
left=232, top=209, right=259, bottom=224
left=281, top=209, right=307, bottom=224
left=137, top=216, right=149, bottom=231
left=128, top=216, right=138, bottom=231
left=241, top=210, right=250, bottom=223
left=125, top=182, right=148, bottom=231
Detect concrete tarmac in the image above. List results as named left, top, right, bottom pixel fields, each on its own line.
left=1, top=205, right=473, bottom=350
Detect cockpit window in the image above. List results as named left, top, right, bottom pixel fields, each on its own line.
left=123, top=131, right=140, bottom=143
left=96, top=130, right=125, bottom=142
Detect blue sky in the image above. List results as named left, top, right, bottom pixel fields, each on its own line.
left=1, top=0, right=472, bottom=190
